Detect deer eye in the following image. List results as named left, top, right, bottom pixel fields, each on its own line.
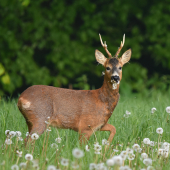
left=119, top=67, right=122, bottom=70
left=106, top=67, right=110, bottom=71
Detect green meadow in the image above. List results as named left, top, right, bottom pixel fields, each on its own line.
left=0, top=91, right=170, bottom=170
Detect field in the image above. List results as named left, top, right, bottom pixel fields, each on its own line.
left=0, top=91, right=170, bottom=170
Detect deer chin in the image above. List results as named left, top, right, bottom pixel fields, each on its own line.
left=111, top=80, right=120, bottom=90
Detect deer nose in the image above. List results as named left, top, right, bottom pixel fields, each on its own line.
left=111, top=75, right=120, bottom=82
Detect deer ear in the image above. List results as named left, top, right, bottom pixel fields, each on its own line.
left=120, top=49, right=131, bottom=65
left=95, top=50, right=107, bottom=66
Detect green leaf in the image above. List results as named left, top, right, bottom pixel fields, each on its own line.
left=1, top=73, right=10, bottom=84
left=0, top=63, right=5, bottom=76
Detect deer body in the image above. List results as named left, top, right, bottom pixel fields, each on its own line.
left=18, top=34, right=131, bottom=143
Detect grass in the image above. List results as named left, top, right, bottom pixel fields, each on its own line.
left=1, top=91, right=170, bottom=170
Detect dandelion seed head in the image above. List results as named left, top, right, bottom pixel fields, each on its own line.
left=85, top=145, right=90, bottom=151
left=156, top=127, right=163, bottom=134
left=120, top=151, right=127, bottom=160
left=71, top=162, right=79, bottom=169
left=46, top=127, right=51, bottom=132
left=26, top=132, right=29, bottom=136
left=96, top=163, right=106, bottom=170
left=120, top=165, right=132, bottom=170
left=51, top=143, right=58, bottom=149
left=150, top=141, right=155, bottom=147
left=16, top=150, right=22, bottom=157
left=5, top=139, right=12, bottom=145
left=151, top=107, right=156, bottom=114
left=106, top=159, right=114, bottom=166
left=126, top=148, right=133, bottom=154
left=31, top=133, right=39, bottom=140
left=132, top=144, right=140, bottom=151
left=61, top=158, right=69, bottom=166
left=47, top=165, right=57, bottom=170
left=166, top=106, right=170, bottom=113
left=112, top=155, right=123, bottom=166
left=19, top=163, right=26, bottom=168
left=158, top=149, right=164, bottom=156
left=102, top=139, right=109, bottom=145
left=89, top=163, right=97, bottom=170
left=143, top=158, right=152, bottom=166
left=55, top=137, right=61, bottom=143
left=128, top=153, right=135, bottom=160
left=143, top=138, right=150, bottom=145
left=163, top=142, right=169, bottom=150
left=72, top=148, right=84, bottom=159
left=94, top=143, right=102, bottom=152
left=147, top=166, right=155, bottom=170
left=25, top=153, right=33, bottom=161
left=9, top=131, right=16, bottom=138
left=5, top=130, right=10, bottom=136
left=11, top=164, right=19, bottom=170
left=141, top=153, right=148, bottom=159
left=16, top=131, right=22, bottom=137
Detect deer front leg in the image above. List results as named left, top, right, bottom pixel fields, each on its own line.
left=79, top=130, right=93, bottom=144
left=100, top=123, right=116, bottom=144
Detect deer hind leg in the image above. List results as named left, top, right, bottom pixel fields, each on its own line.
left=100, top=123, right=116, bottom=144
left=22, top=111, right=47, bottom=145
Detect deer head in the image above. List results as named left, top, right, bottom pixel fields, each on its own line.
left=95, top=34, right=132, bottom=90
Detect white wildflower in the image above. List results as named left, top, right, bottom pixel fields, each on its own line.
left=124, top=110, right=131, bottom=118
left=16, top=131, right=22, bottom=137
left=25, top=153, right=33, bottom=161
left=141, top=153, right=148, bottom=159
left=89, top=163, right=97, bottom=170
left=72, top=148, right=84, bottom=159
left=85, top=145, right=90, bottom=151
left=128, top=153, right=135, bottom=160
left=120, top=165, right=132, bottom=170
left=147, top=166, right=155, bottom=170
left=151, top=107, right=156, bottom=114
left=71, top=162, right=79, bottom=169
left=163, top=150, right=169, bottom=158
left=19, top=162, right=26, bottom=169
left=31, top=133, right=39, bottom=140
left=143, top=158, right=152, bottom=166
left=120, top=151, right=127, bottom=160
left=96, top=163, right=106, bottom=170
left=143, top=138, right=150, bottom=145
left=166, top=106, right=170, bottom=113
left=112, top=155, right=123, bottom=166
left=46, top=127, right=51, bottom=132
left=47, top=165, right=57, bottom=170
left=150, top=141, right=155, bottom=147
left=126, top=148, right=133, bottom=154
left=45, top=121, right=50, bottom=124
left=158, top=149, right=164, bottom=156
left=61, top=158, right=69, bottom=166
left=106, top=159, right=114, bottom=166
left=156, top=127, right=163, bottom=134
left=5, top=139, right=12, bottom=145
left=11, top=164, right=19, bottom=170
left=55, top=137, right=61, bottom=143
left=51, top=143, right=58, bottom=149
left=16, top=151, right=22, bottom=157
left=113, top=149, right=119, bottom=152
left=5, top=130, right=10, bottom=136
left=26, top=132, right=29, bottom=136
left=94, top=143, right=102, bottom=152
left=102, top=139, right=109, bottom=145
left=163, top=142, right=169, bottom=150
left=133, top=144, right=140, bottom=151
left=9, top=131, right=16, bottom=138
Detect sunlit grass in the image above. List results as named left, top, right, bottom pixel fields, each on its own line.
left=1, top=91, right=170, bottom=169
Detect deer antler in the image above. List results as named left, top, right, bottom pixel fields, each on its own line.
left=99, top=34, right=112, bottom=58
left=114, top=34, right=125, bottom=58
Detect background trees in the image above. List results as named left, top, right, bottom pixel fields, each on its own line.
left=0, top=0, right=170, bottom=96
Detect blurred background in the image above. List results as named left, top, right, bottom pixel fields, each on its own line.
left=0, top=0, right=170, bottom=97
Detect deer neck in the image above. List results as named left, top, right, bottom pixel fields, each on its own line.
left=98, top=77, right=120, bottom=112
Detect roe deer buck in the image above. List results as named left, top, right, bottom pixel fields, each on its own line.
left=17, top=34, right=131, bottom=144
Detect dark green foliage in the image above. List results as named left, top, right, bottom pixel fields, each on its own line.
left=0, top=0, right=170, bottom=96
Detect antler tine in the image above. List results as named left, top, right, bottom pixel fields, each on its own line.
left=99, top=34, right=112, bottom=58
left=115, top=34, right=125, bottom=58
